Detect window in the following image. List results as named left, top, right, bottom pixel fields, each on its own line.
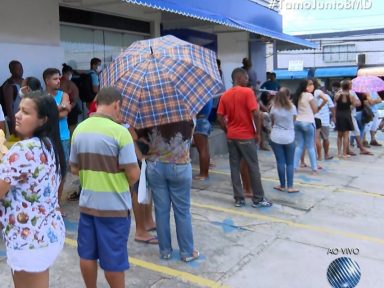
left=323, top=44, right=356, bottom=63
left=60, top=24, right=147, bottom=70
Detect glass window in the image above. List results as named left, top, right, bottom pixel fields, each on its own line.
left=323, top=44, right=356, bottom=63
left=60, top=24, right=147, bottom=70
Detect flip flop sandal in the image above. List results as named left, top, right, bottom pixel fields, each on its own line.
left=300, top=163, right=308, bottom=168
left=134, top=236, right=159, bottom=245
left=193, top=176, right=209, bottom=181
left=287, top=189, right=299, bottom=193
left=181, top=250, right=200, bottom=262
left=273, top=186, right=285, bottom=192
left=360, top=151, right=374, bottom=155
left=325, top=156, right=334, bottom=160
left=146, top=227, right=157, bottom=232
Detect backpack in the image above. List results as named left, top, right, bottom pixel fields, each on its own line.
left=0, top=78, right=17, bottom=117
left=72, top=72, right=97, bottom=103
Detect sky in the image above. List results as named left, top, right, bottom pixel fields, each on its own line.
left=280, top=0, right=384, bottom=35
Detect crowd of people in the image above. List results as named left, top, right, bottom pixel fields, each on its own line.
left=0, top=56, right=383, bottom=288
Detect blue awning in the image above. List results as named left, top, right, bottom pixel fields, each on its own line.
left=122, top=0, right=317, bottom=49
left=314, top=67, right=358, bottom=78
left=274, top=69, right=310, bottom=80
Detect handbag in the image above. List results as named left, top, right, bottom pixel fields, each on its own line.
left=138, top=159, right=152, bottom=204
left=362, top=105, right=374, bottom=124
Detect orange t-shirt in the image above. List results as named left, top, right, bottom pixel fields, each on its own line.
left=217, top=86, right=258, bottom=140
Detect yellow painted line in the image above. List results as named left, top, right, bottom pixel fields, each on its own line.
left=195, top=168, right=384, bottom=198
left=64, top=238, right=229, bottom=288
left=191, top=202, right=384, bottom=245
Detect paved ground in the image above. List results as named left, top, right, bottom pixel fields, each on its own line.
left=1, top=131, right=384, bottom=287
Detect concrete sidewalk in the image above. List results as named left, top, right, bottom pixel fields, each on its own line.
left=1, top=131, right=384, bottom=287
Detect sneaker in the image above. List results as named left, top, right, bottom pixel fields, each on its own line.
left=234, top=199, right=246, bottom=207
left=252, top=199, right=272, bottom=208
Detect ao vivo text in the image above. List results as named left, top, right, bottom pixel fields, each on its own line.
left=327, top=248, right=360, bottom=255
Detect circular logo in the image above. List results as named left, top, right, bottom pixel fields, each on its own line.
left=327, top=257, right=361, bottom=288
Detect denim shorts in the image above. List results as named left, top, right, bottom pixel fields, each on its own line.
left=77, top=213, right=131, bottom=272
left=194, top=118, right=211, bottom=136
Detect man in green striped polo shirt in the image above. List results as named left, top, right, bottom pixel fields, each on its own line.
left=69, top=87, right=140, bottom=288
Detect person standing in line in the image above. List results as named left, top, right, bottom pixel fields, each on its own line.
left=1, top=60, right=24, bottom=136
left=217, top=68, right=272, bottom=208
left=137, top=119, right=200, bottom=262
left=293, top=79, right=328, bottom=174
left=193, top=98, right=213, bottom=181
left=0, top=104, right=5, bottom=133
left=43, top=68, right=71, bottom=204
left=241, top=58, right=258, bottom=91
left=70, top=87, right=140, bottom=288
left=314, top=86, right=336, bottom=161
left=270, top=90, right=299, bottom=193
left=0, top=91, right=66, bottom=288
left=334, top=82, right=357, bottom=159
left=363, top=91, right=382, bottom=146
left=60, top=63, right=81, bottom=135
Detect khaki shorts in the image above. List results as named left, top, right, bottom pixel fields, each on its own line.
left=320, top=126, right=330, bottom=140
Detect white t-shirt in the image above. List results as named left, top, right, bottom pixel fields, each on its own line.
left=314, top=90, right=334, bottom=127
left=349, top=91, right=360, bottom=116
left=0, top=104, right=5, bottom=121
left=270, top=105, right=297, bottom=144
left=296, top=92, right=315, bottom=123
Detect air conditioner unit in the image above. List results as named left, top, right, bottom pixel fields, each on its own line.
left=356, top=54, right=366, bottom=65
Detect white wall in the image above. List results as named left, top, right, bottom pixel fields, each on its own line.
left=217, top=32, right=249, bottom=89
left=0, top=0, right=63, bottom=84
left=277, top=33, right=384, bottom=69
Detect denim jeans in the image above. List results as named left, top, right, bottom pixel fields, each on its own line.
left=146, top=161, right=194, bottom=259
left=227, top=139, right=265, bottom=202
left=270, top=141, right=295, bottom=188
left=355, top=111, right=366, bottom=138
left=294, top=121, right=317, bottom=171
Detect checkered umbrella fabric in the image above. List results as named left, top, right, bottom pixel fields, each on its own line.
left=100, top=35, right=224, bottom=129
left=352, top=76, right=384, bottom=93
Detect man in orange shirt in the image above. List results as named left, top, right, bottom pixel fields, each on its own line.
left=217, top=68, right=272, bottom=208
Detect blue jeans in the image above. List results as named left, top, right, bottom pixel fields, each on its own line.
left=146, top=161, right=194, bottom=259
left=270, top=141, right=295, bottom=188
left=294, top=122, right=317, bottom=171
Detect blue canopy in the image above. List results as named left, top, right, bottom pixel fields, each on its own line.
left=315, top=67, right=358, bottom=78
left=123, top=0, right=317, bottom=49
left=274, top=69, right=310, bottom=80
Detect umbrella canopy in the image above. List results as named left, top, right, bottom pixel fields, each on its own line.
left=351, top=76, right=384, bottom=93
left=100, top=35, right=223, bottom=129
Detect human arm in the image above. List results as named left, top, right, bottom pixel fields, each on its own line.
left=128, top=126, right=143, bottom=161
left=58, top=92, right=72, bottom=118
left=217, top=114, right=227, bottom=134
left=252, top=109, right=262, bottom=145
left=317, top=91, right=328, bottom=111
left=69, top=82, right=80, bottom=109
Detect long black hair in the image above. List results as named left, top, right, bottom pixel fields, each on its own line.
left=22, top=91, right=66, bottom=178
left=293, top=79, right=311, bottom=108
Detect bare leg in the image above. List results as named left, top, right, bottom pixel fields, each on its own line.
left=323, top=139, right=330, bottom=159
left=80, top=259, right=98, bottom=288
left=337, top=131, right=343, bottom=157
left=193, top=134, right=210, bottom=179
left=12, top=269, right=49, bottom=288
left=104, top=271, right=125, bottom=288
left=342, top=132, right=349, bottom=157
left=240, top=159, right=252, bottom=197
left=131, top=190, right=157, bottom=242
left=144, top=203, right=156, bottom=231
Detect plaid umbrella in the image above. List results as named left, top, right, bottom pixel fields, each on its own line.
left=100, top=35, right=223, bottom=129
left=352, top=76, right=384, bottom=93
